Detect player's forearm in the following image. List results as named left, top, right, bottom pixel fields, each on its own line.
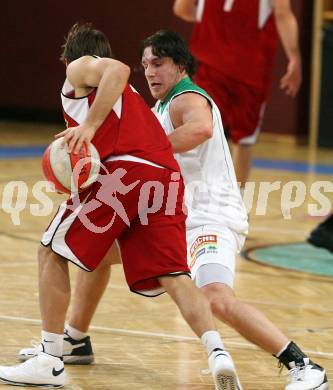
left=274, top=9, right=301, bottom=62
left=173, top=0, right=198, bottom=22
left=168, top=122, right=212, bottom=153
left=84, top=63, right=130, bottom=131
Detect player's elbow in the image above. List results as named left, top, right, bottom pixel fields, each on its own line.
left=173, top=1, right=196, bottom=22
left=199, top=125, right=213, bottom=140
left=104, top=60, right=130, bottom=83
left=273, top=4, right=292, bottom=20
left=114, top=62, right=131, bottom=82
left=173, top=1, right=184, bottom=17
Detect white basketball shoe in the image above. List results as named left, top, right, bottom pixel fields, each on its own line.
left=17, top=331, right=94, bottom=364
left=286, top=358, right=329, bottom=390
left=0, top=352, right=65, bottom=388
left=208, top=348, right=243, bottom=390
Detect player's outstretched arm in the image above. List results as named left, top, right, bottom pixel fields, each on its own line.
left=173, top=0, right=198, bottom=22
left=57, top=56, right=130, bottom=153
left=273, top=0, right=302, bottom=97
left=168, top=93, right=213, bottom=153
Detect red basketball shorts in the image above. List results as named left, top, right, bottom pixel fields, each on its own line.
left=194, top=63, right=268, bottom=145
left=41, top=160, right=190, bottom=296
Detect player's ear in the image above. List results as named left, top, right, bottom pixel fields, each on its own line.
left=179, top=65, right=187, bottom=75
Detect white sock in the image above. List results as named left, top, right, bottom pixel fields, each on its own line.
left=65, top=324, right=87, bottom=340
left=275, top=341, right=291, bottom=357
left=201, top=330, right=224, bottom=356
left=41, top=331, right=63, bottom=357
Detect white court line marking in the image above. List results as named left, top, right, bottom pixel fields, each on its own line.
left=0, top=314, right=332, bottom=359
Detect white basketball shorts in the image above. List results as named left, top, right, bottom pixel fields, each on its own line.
left=186, top=225, right=246, bottom=287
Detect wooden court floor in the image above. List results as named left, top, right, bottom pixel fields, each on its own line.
left=0, top=121, right=332, bottom=389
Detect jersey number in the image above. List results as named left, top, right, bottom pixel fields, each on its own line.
left=223, top=0, right=273, bottom=28
left=223, top=0, right=235, bottom=11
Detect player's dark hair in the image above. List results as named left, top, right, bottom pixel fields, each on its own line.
left=140, top=30, right=197, bottom=77
left=60, top=22, right=112, bottom=63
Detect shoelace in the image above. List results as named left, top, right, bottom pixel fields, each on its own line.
left=278, top=361, right=284, bottom=375
left=288, top=364, right=312, bottom=383
left=14, top=353, right=42, bottom=369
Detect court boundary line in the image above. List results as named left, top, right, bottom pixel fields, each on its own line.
left=0, top=314, right=332, bottom=360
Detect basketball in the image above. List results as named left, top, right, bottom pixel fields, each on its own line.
left=42, top=137, right=101, bottom=194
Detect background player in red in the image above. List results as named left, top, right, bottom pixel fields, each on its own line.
left=173, top=0, right=302, bottom=190
left=0, top=23, right=231, bottom=389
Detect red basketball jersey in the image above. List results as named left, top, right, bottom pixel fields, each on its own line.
left=61, top=80, right=179, bottom=171
left=190, top=0, right=279, bottom=90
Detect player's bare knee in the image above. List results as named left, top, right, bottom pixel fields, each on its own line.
left=202, top=283, right=236, bottom=320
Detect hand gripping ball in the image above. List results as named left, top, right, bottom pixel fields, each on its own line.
left=42, top=137, right=101, bottom=194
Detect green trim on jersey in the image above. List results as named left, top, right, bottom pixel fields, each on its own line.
left=157, top=77, right=211, bottom=114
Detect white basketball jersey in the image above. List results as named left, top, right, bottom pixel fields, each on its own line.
left=155, top=77, right=248, bottom=234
